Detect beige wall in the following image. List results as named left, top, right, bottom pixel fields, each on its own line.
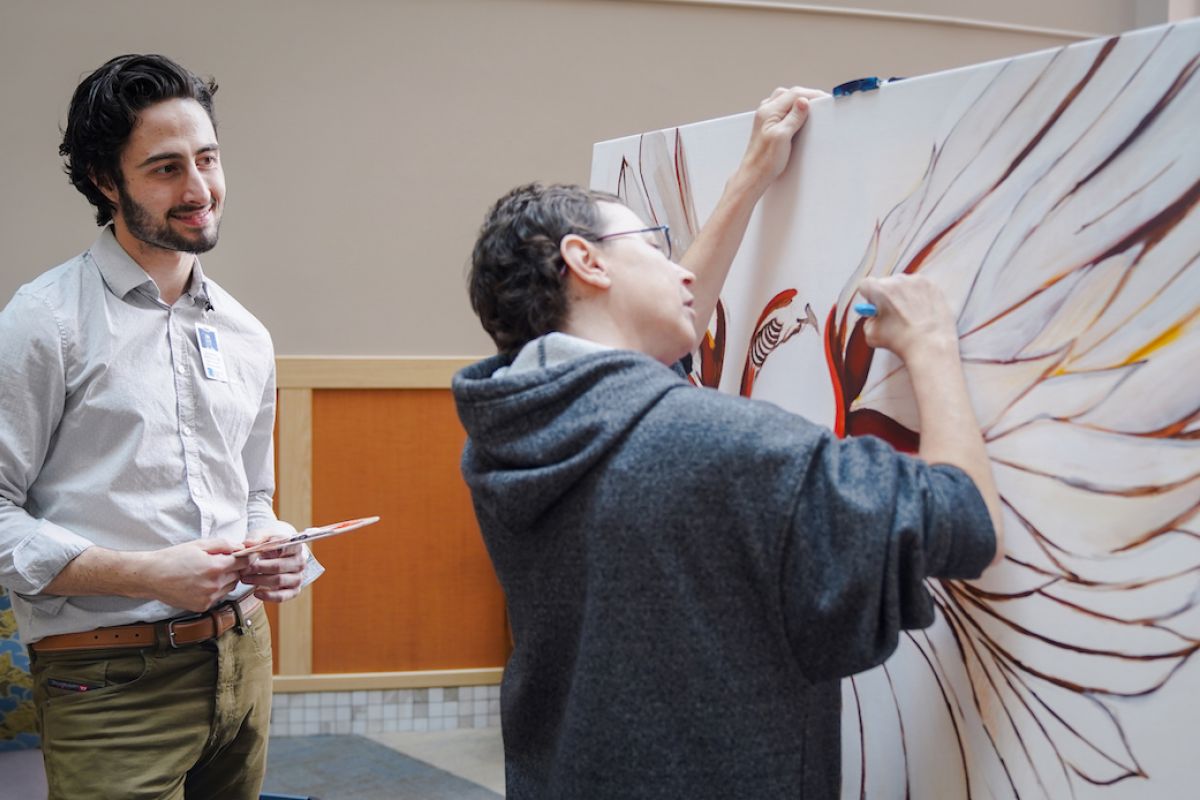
left=0, top=0, right=1178, bottom=356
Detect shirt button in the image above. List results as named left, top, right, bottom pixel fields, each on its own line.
left=177, top=365, right=187, bottom=375
left=182, top=426, right=192, bottom=437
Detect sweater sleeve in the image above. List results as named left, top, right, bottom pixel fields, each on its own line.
left=779, top=430, right=995, bottom=683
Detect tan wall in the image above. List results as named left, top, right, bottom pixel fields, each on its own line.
left=0, top=0, right=1175, bottom=357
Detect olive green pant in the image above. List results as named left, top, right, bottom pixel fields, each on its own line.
left=30, top=604, right=273, bottom=800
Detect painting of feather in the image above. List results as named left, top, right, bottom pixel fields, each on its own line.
left=592, top=19, right=1199, bottom=799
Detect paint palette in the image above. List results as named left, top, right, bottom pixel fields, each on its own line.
left=235, top=515, right=381, bottom=556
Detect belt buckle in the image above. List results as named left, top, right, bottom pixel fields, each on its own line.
left=165, top=617, right=185, bottom=648
left=164, top=611, right=207, bottom=649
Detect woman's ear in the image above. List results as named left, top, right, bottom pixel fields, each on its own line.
left=560, top=234, right=612, bottom=289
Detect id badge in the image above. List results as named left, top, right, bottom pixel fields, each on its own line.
left=195, top=323, right=229, bottom=382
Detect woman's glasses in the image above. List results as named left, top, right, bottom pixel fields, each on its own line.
left=595, top=225, right=672, bottom=260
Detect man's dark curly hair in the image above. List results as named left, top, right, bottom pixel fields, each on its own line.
left=469, top=183, right=621, bottom=356
left=59, top=54, right=218, bottom=225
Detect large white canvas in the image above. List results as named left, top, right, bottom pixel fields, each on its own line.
left=592, top=20, right=1199, bottom=799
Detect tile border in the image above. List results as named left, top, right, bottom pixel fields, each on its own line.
left=269, top=684, right=502, bottom=737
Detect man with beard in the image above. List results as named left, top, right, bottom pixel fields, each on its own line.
left=0, top=54, right=317, bottom=799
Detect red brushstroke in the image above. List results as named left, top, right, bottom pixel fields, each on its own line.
left=846, top=408, right=920, bottom=453
left=740, top=290, right=799, bottom=397
left=696, top=300, right=726, bottom=389
left=825, top=305, right=846, bottom=437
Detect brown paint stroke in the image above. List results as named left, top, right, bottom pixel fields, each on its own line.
left=849, top=675, right=867, bottom=800
left=989, top=653, right=1083, bottom=794
left=989, top=456, right=1200, bottom=498
left=1040, top=28, right=1174, bottom=226
left=999, top=37, right=1121, bottom=187
left=1035, top=581, right=1200, bottom=637
left=951, top=580, right=1196, bottom=659
left=935, top=597, right=1024, bottom=797
left=965, top=563, right=1199, bottom=601
left=956, top=616, right=1069, bottom=796
left=987, top=636, right=1146, bottom=785
left=672, top=130, right=696, bottom=239
left=960, top=577, right=1200, bottom=634
left=881, top=663, right=914, bottom=799
left=1059, top=247, right=1199, bottom=368
left=963, top=164, right=1200, bottom=343
left=907, top=629, right=977, bottom=798
left=1071, top=47, right=1200, bottom=193
left=901, top=39, right=1119, bottom=281
left=931, top=592, right=1147, bottom=791
left=891, top=49, right=1054, bottom=278
left=948, top=588, right=1198, bottom=697
left=1077, top=161, right=1175, bottom=233
left=960, top=49, right=1199, bottom=339
left=979, top=626, right=1147, bottom=779
left=635, top=136, right=663, bottom=228
left=832, top=40, right=1133, bottom=427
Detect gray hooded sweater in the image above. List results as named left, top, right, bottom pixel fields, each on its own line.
left=453, top=340, right=995, bottom=799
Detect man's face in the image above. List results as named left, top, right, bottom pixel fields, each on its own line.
left=595, top=202, right=697, bottom=365
left=102, top=97, right=224, bottom=257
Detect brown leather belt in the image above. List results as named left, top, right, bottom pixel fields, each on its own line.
left=31, top=595, right=263, bottom=653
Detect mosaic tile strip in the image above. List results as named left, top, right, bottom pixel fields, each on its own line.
left=269, top=685, right=502, bottom=738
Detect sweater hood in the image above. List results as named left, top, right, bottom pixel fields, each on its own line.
left=452, top=349, right=685, bottom=533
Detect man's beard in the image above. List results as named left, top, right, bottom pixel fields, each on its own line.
left=117, top=189, right=220, bottom=254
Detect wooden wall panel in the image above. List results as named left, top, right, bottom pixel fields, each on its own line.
left=309, top=389, right=510, bottom=673
left=276, top=388, right=314, bottom=674
left=269, top=405, right=281, bottom=673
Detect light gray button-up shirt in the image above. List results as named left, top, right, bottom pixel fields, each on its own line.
left=0, top=226, right=319, bottom=642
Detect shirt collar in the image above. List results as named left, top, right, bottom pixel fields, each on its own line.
left=186, top=259, right=213, bottom=309
left=89, top=225, right=211, bottom=307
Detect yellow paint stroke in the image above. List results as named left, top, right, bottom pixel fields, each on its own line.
left=1121, top=307, right=1200, bottom=365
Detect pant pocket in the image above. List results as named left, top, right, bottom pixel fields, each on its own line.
left=35, top=649, right=150, bottom=706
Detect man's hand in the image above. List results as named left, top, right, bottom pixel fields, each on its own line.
left=237, top=532, right=306, bottom=603
left=44, top=538, right=249, bottom=613
left=137, top=539, right=247, bottom=612
left=737, top=86, right=828, bottom=193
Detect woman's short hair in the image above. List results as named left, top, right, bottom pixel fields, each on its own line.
left=469, top=182, right=620, bottom=357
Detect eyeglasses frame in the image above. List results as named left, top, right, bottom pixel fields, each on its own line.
left=594, top=224, right=673, bottom=261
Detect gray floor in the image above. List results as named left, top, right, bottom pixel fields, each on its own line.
left=263, top=734, right=503, bottom=799
left=0, top=749, right=47, bottom=800
left=367, top=729, right=505, bottom=796
left=0, top=729, right=506, bottom=800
